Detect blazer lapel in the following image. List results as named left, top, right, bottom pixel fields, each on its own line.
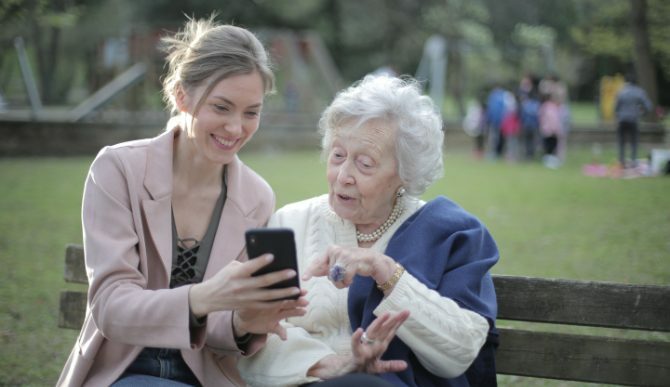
left=142, top=127, right=177, bottom=283
left=142, top=197, right=172, bottom=283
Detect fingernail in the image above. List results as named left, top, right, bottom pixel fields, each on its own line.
left=266, top=254, right=274, bottom=261
left=292, top=287, right=300, bottom=294
left=286, top=270, right=296, bottom=278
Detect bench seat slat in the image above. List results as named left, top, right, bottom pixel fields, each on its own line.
left=493, top=275, right=670, bottom=331
left=497, top=328, right=670, bottom=386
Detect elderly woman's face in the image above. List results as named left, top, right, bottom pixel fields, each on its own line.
left=326, top=120, right=403, bottom=229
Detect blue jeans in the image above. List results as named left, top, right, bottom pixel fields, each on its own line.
left=112, top=374, right=195, bottom=387
left=112, top=348, right=200, bottom=386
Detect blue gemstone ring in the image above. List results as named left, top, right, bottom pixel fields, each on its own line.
left=328, top=263, right=346, bottom=282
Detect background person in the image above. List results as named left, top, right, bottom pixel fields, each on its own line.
left=238, top=75, right=499, bottom=386
left=517, top=75, right=541, bottom=160
left=486, top=83, right=516, bottom=160
left=58, top=16, right=307, bottom=387
left=485, top=84, right=507, bottom=159
left=615, top=72, right=653, bottom=168
left=462, top=89, right=488, bottom=159
left=538, top=93, right=563, bottom=169
left=541, top=74, right=571, bottom=164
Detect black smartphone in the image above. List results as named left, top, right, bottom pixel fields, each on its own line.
left=245, top=227, right=300, bottom=300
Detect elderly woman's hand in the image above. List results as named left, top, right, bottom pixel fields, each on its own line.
left=350, top=310, right=410, bottom=374
left=307, top=310, right=410, bottom=379
left=303, top=245, right=398, bottom=289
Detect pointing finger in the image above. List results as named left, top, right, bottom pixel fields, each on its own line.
left=302, top=254, right=329, bottom=280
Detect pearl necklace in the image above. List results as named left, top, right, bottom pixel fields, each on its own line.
left=356, top=199, right=404, bottom=243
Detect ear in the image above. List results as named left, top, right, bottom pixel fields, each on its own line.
left=175, top=85, right=190, bottom=113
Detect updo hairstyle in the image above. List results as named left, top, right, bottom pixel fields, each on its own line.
left=161, top=16, right=275, bottom=116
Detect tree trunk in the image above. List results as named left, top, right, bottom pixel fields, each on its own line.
left=630, top=0, right=658, bottom=112
left=31, top=17, right=61, bottom=104
left=327, top=0, right=342, bottom=73
left=44, top=26, right=61, bottom=103
left=30, top=17, right=46, bottom=103
left=447, top=38, right=466, bottom=119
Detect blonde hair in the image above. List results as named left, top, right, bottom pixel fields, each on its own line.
left=161, top=15, right=275, bottom=116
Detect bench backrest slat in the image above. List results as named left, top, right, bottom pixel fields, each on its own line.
left=494, top=275, right=670, bottom=331
left=64, top=244, right=87, bottom=284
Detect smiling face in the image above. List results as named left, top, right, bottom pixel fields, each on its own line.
left=326, top=119, right=404, bottom=232
left=177, top=71, right=265, bottom=165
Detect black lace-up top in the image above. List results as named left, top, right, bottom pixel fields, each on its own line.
left=170, top=166, right=227, bottom=289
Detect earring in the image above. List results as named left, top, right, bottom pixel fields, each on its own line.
left=396, top=187, right=406, bottom=198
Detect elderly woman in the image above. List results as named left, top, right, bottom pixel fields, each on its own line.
left=238, top=75, right=499, bottom=386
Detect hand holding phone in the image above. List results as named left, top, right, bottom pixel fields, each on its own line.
left=245, top=228, right=300, bottom=300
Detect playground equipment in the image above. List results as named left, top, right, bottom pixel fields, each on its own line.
left=7, top=30, right=341, bottom=124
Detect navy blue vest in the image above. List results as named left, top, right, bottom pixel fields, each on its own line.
left=348, top=196, right=499, bottom=386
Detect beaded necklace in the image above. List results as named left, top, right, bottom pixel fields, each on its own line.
left=355, top=198, right=404, bottom=243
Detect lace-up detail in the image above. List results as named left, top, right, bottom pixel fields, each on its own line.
left=169, top=166, right=228, bottom=288
left=171, top=238, right=204, bottom=287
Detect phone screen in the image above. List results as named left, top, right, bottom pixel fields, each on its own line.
left=245, top=228, right=300, bottom=299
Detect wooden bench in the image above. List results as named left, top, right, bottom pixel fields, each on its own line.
left=59, top=244, right=670, bottom=385
left=59, top=244, right=88, bottom=330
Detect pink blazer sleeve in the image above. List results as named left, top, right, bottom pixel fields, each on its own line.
left=83, top=148, right=197, bottom=349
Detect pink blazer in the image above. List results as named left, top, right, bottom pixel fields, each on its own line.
left=57, top=126, right=275, bottom=386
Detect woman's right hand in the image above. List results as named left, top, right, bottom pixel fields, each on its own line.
left=188, top=254, right=306, bottom=318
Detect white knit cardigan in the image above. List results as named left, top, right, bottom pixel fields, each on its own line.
left=237, top=195, right=489, bottom=386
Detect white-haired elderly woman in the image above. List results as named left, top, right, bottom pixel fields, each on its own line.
left=238, top=75, right=499, bottom=387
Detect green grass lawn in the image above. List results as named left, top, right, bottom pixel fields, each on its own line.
left=1, top=143, right=669, bottom=386
left=247, top=145, right=670, bottom=285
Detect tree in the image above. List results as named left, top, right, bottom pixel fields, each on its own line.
left=630, top=0, right=658, bottom=107
left=0, top=0, right=86, bottom=104
left=570, top=0, right=669, bottom=106
left=421, top=0, right=493, bottom=117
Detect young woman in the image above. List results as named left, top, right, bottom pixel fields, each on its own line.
left=58, top=17, right=306, bottom=387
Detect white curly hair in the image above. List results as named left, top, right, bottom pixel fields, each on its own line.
left=318, top=74, right=444, bottom=196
